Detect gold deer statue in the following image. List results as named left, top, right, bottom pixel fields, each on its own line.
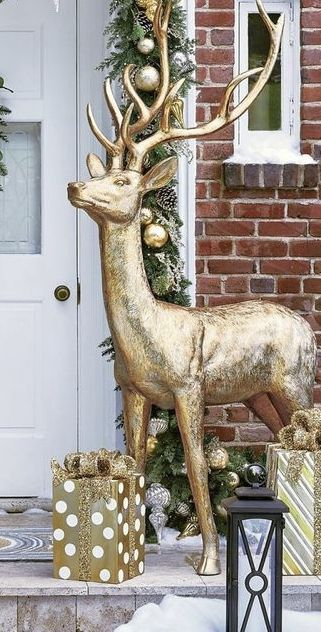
left=68, top=0, right=317, bottom=575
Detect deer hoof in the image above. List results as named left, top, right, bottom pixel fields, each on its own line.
left=196, top=554, right=221, bottom=576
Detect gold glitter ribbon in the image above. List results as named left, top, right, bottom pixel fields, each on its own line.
left=52, top=450, right=138, bottom=580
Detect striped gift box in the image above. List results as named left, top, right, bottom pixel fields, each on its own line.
left=267, top=444, right=321, bottom=576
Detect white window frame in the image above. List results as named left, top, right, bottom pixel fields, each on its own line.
left=235, top=0, right=300, bottom=151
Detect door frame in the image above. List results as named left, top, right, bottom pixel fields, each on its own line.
left=77, top=0, right=118, bottom=453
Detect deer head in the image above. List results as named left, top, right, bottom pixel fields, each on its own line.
left=68, top=0, right=284, bottom=225
left=68, top=154, right=177, bottom=224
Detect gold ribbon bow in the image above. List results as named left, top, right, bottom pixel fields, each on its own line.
left=52, top=449, right=137, bottom=485
left=278, top=408, right=321, bottom=453
left=52, top=450, right=139, bottom=581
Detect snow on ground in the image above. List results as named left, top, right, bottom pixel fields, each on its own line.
left=115, top=595, right=321, bottom=632
left=160, top=527, right=226, bottom=550
left=225, top=138, right=316, bottom=164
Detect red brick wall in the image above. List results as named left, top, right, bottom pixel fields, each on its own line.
left=195, top=0, right=321, bottom=448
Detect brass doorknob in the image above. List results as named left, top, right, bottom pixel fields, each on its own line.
left=54, top=285, right=71, bottom=302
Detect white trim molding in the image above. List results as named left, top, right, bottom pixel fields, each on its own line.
left=178, top=0, right=196, bottom=305
left=235, top=0, right=300, bottom=152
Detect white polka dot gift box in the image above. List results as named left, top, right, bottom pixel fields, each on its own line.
left=51, top=449, right=145, bottom=584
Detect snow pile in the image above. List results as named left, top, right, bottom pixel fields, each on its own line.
left=160, top=527, right=226, bottom=550
left=115, top=595, right=321, bottom=632
left=225, top=138, right=316, bottom=165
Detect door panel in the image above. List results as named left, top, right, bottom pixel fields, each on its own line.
left=0, top=0, right=78, bottom=496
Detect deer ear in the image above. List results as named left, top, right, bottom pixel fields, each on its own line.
left=86, top=153, right=107, bottom=178
left=141, top=157, right=178, bottom=192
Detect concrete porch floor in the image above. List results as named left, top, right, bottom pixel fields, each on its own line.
left=0, top=548, right=320, bottom=631
left=0, top=514, right=320, bottom=630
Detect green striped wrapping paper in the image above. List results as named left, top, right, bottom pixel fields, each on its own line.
left=267, top=444, right=321, bottom=576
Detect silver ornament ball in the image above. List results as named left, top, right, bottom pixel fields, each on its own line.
left=148, top=417, right=169, bottom=437
left=137, top=37, right=155, bottom=55
left=176, top=501, right=191, bottom=517
left=145, top=483, right=171, bottom=510
left=171, top=50, right=189, bottom=69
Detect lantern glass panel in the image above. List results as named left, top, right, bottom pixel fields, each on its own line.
left=237, top=518, right=275, bottom=632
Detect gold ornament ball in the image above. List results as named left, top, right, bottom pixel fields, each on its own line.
left=226, top=471, right=240, bottom=490
left=146, top=435, right=158, bottom=456
left=137, top=37, right=155, bottom=55
left=135, top=66, right=160, bottom=92
left=215, top=504, right=227, bottom=521
left=143, top=223, right=169, bottom=248
left=206, top=446, right=229, bottom=471
left=140, top=207, right=153, bottom=226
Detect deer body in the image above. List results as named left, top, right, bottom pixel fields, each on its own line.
left=68, top=1, right=316, bottom=575
left=99, top=212, right=316, bottom=414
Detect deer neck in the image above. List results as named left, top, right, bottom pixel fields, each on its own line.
left=99, top=215, right=156, bottom=352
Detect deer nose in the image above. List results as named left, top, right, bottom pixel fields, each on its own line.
left=68, top=181, right=86, bottom=191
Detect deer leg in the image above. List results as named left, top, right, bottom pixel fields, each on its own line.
left=268, top=393, right=291, bottom=426
left=243, top=393, right=283, bottom=436
left=122, top=388, right=151, bottom=472
left=174, top=387, right=221, bottom=576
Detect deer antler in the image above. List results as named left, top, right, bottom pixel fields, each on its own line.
left=121, top=0, right=284, bottom=171
left=87, top=0, right=283, bottom=175
left=87, top=79, right=125, bottom=169
left=123, top=0, right=171, bottom=136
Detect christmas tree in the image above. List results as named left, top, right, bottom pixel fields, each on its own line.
left=99, top=0, right=264, bottom=538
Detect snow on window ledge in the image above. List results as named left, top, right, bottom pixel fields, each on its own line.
left=223, top=141, right=318, bottom=189
left=225, top=136, right=317, bottom=166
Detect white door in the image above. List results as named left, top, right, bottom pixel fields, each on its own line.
left=0, top=0, right=78, bottom=497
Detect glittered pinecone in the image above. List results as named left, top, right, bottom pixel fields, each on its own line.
left=156, top=187, right=177, bottom=212
left=135, top=10, right=153, bottom=33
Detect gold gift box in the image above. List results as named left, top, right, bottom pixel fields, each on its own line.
left=267, top=444, right=321, bottom=576
left=52, top=451, right=145, bottom=584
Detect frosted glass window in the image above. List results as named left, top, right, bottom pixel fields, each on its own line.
left=0, top=123, right=41, bottom=254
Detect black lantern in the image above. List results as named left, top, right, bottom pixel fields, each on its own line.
left=222, top=464, right=289, bottom=632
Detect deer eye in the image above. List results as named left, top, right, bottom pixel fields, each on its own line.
left=114, top=178, right=128, bottom=187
